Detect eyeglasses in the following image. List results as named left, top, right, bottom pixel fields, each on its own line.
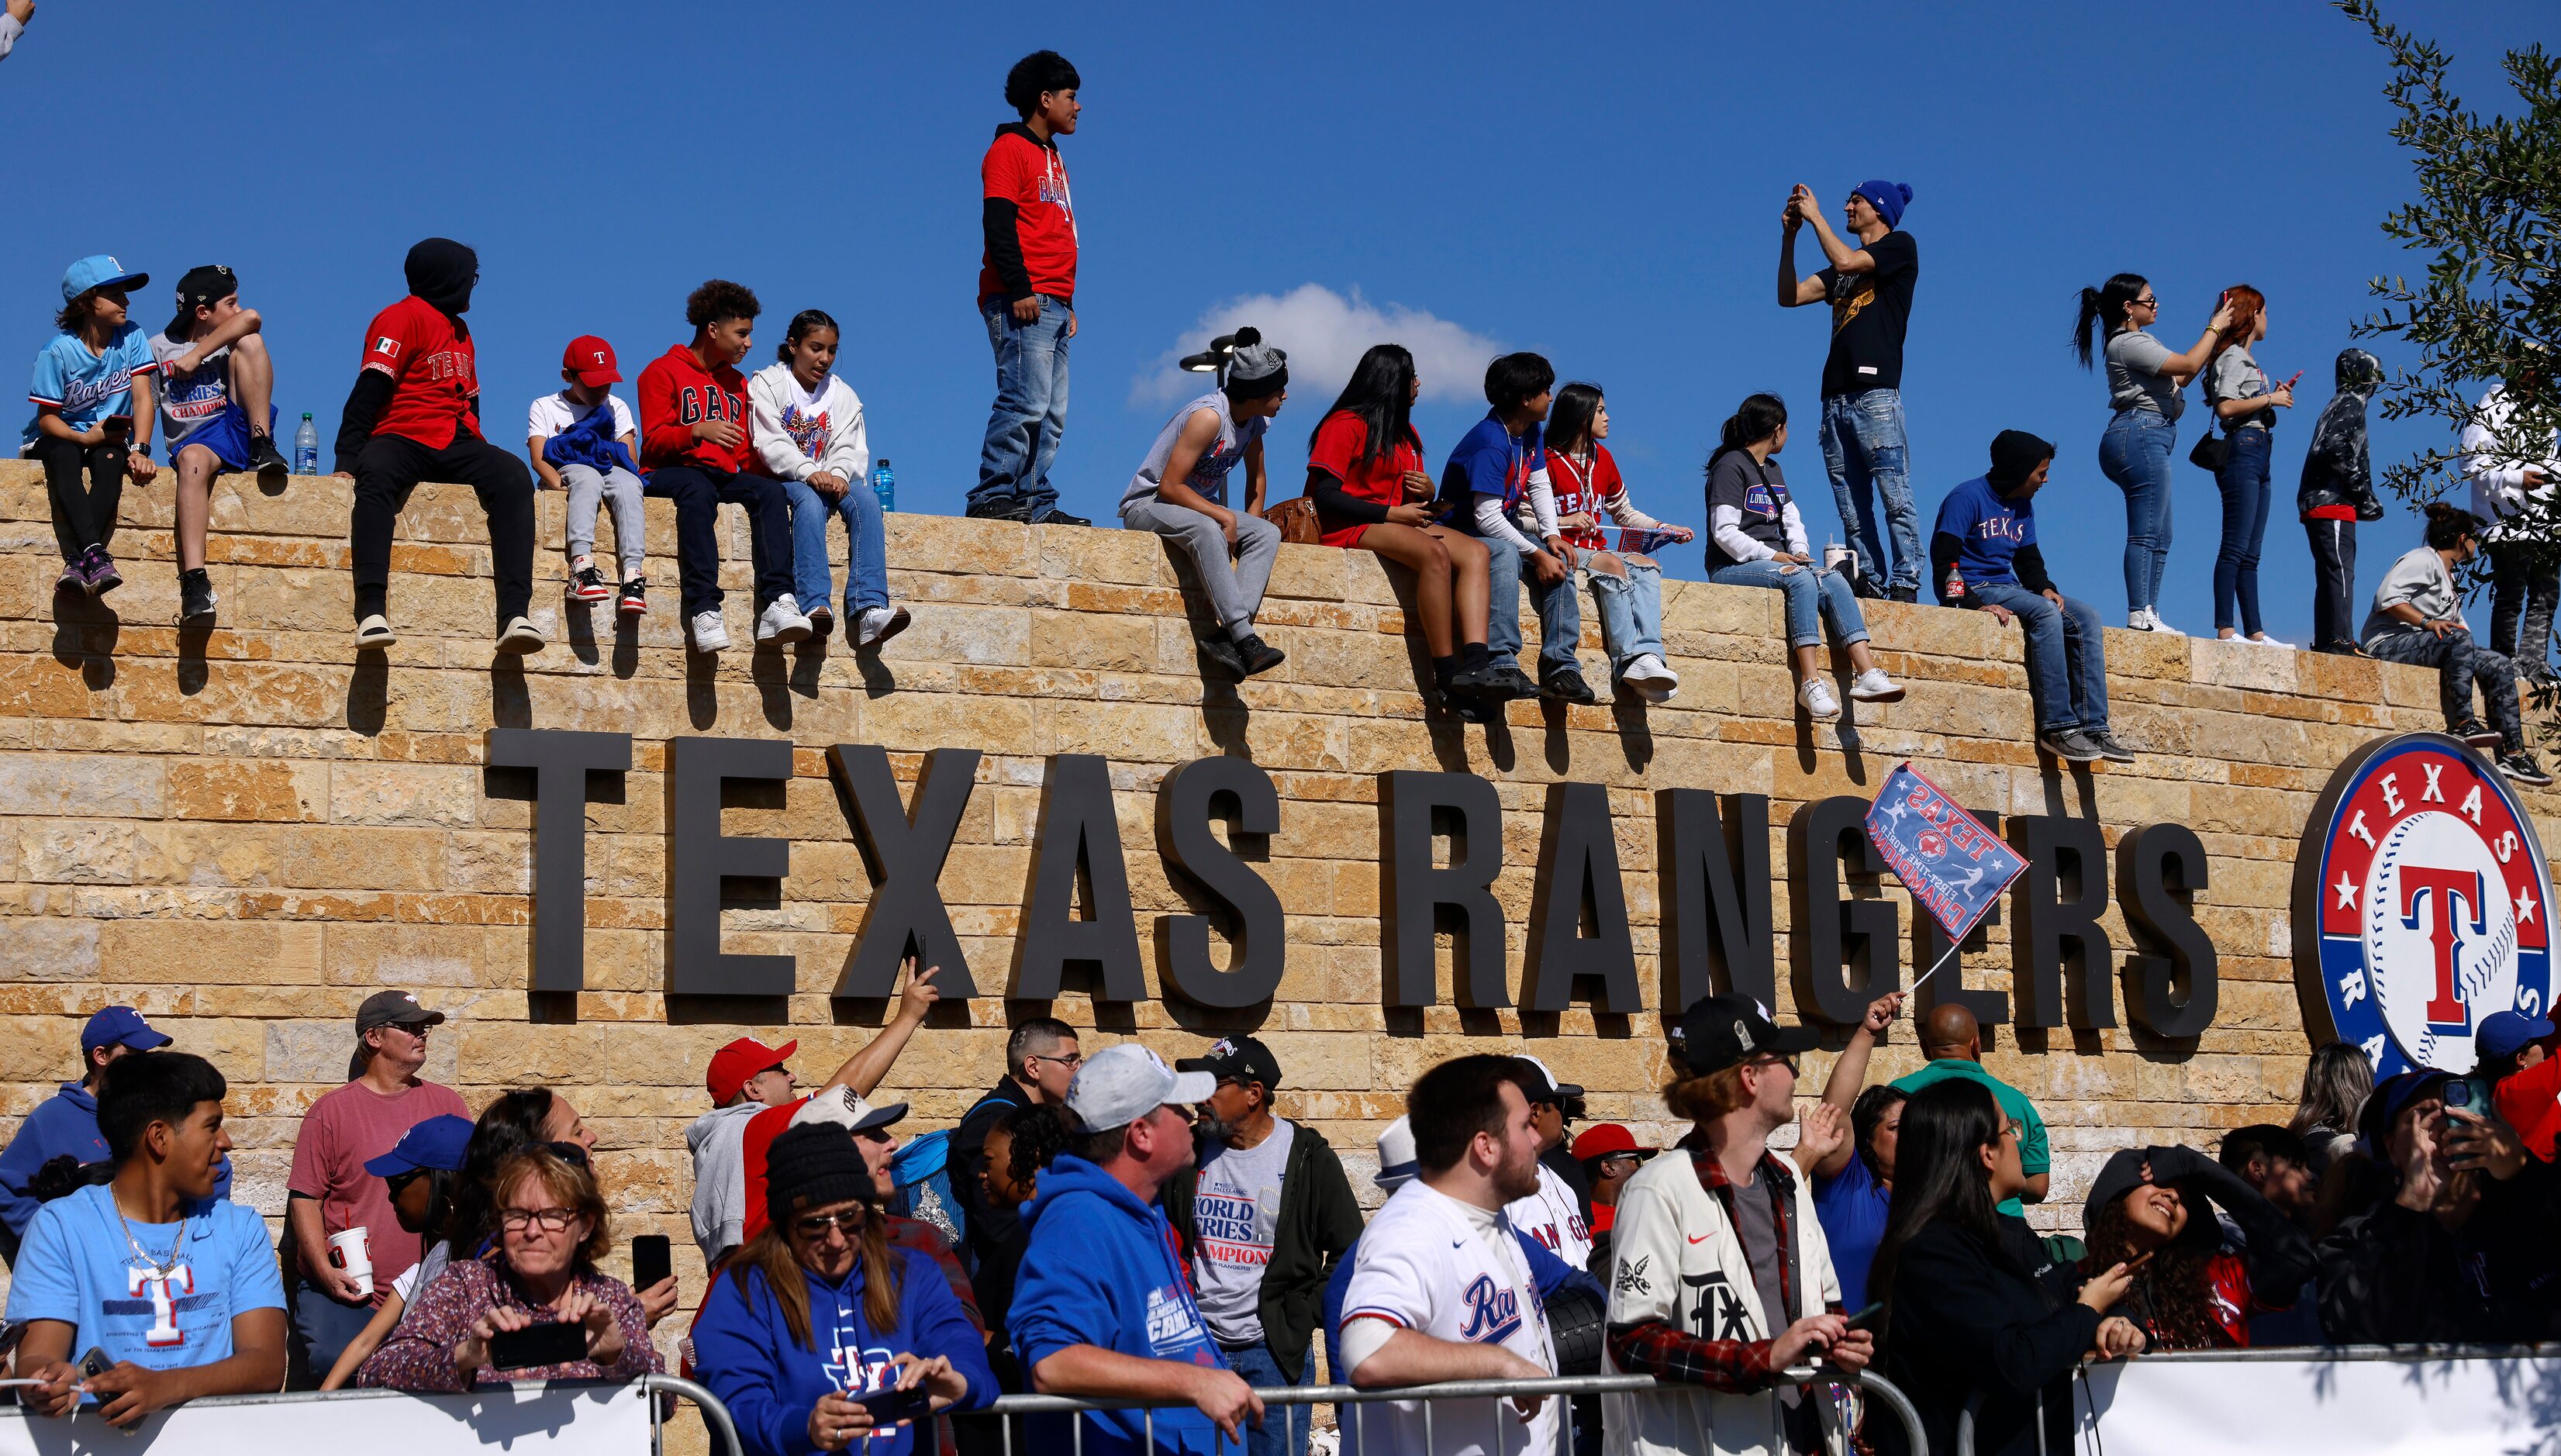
left=792, top=1209, right=865, bottom=1237
left=1746, top=1054, right=1799, bottom=1076
left=1027, top=1051, right=1083, bottom=1071
left=2000, top=1120, right=2024, bottom=1141
left=1596, top=1154, right=1645, bottom=1171
left=499, top=1206, right=578, bottom=1232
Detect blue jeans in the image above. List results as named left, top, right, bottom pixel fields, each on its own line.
left=1476, top=530, right=1582, bottom=675
left=2213, top=427, right=2273, bottom=635
left=782, top=475, right=888, bottom=617
left=1587, top=558, right=1665, bottom=669
left=1709, top=558, right=1871, bottom=650
left=1219, top=1340, right=1312, bottom=1456
left=288, top=1283, right=378, bottom=1387
left=970, top=295, right=1069, bottom=516
left=1973, top=581, right=2110, bottom=736
left=1817, top=388, right=1919, bottom=592
left=2100, top=409, right=2177, bottom=612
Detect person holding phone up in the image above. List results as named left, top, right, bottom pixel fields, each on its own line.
left=357, top=1146, right=659, bottom=1390
left=693, top=1123, right=993, bottom=1456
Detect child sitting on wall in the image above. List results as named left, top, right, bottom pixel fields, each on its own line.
left=26, top=255, right=159, bottom=599
left=527, top=336, right=647, bottom=618
left=151, top=264, right=289, bottom=625
left=748, top=309, right=907, bottom=649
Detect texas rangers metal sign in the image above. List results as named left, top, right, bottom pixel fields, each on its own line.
left=2294, top=733, right=2555, bottom=1075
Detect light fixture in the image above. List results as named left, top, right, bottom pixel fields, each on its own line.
left=1178, top=333, right=1241, bottom=374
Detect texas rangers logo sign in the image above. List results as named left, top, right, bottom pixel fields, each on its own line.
left=2294, top=733, right=2553, bottom=1075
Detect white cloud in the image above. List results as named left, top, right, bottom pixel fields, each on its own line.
left=1130, top=284, right=1506, bottom=409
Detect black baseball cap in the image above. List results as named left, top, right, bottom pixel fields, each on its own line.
left=356, top=989, right=446, bottom=1033
left=1675, top=993, right=1818, bottom=1076
left=1512, top=1055, right=1585, bottom=1106
left=1177, top=1034, right=1283, bottom=1090
left=167, top=264, right=239, bottom=337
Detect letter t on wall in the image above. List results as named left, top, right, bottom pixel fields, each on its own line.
left=487, top=727, right=631, bottom=994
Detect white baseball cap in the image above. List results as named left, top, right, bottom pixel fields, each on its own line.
left=1374, top=1115, right=1418, bottom=1192
left=791, top=1083, right=908, bottom=1136
left=1067, top=1044, right=1217, bottom=1133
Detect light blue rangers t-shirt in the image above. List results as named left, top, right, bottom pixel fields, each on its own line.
left=22, top=323, right=158, bottom=447
left=5, top=1182, right=283, bottom=1370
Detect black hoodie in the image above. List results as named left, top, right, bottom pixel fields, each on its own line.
left=2297, top=348, right=2386, bottom=520
left=334, top=239, right=479, bottom=469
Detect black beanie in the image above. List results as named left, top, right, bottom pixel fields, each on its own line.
left=1987, top=430, right=2055, bottom=493
left=403, top=238, right=478, bottom=321
left=764, top=1123, right=875, bottom=1229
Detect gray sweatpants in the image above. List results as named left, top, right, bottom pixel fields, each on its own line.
left=561, top=462, right=646, bottom=573
left=1120, top=495, right=1280, bottom=637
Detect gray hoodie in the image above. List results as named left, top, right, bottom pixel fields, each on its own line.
left=685, top=1101, right=765, bottom=1265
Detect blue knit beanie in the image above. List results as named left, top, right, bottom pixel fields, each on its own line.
left=1852, top=180, right=1912, bottom=230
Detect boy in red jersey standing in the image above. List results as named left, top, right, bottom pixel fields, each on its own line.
left=636, top=280, right=809, bottom=654
left=965, top=50, right=1089, bottom=527
left=333, top=239, right=542, bottom=654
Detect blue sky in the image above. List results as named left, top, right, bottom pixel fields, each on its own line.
left=6, top=1, right=2554, bottom=643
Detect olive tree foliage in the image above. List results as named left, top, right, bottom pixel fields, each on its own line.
left=2342, top=0, right=2561, bottom=536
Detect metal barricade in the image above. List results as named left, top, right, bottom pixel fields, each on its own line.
left=642, top=1373, right=743, bottom=1456
left=982, top=1365, right=1926, bottom=1455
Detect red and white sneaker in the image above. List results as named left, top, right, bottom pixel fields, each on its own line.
left=567, top=563, right=613, bottom=602
left=618, top=579, right=647, bottom=618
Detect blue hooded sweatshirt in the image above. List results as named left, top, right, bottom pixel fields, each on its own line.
left=1007, top=1154, right=1230, bottom=1456
left=542, top=399, right=640, bottom=476
left=0, top=1083, right=233, bottom=1244
left=691, top=1244, right=995, bottom=1456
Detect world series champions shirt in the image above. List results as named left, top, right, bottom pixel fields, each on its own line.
left=1189, top=1120, right=1294, bottom=1344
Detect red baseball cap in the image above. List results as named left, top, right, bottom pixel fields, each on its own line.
left=562, top=336, right=621, bottom=387
left=1571, top=1123, right=1658, bottom=1161
left=706, top=1036, right=796, bottom=1103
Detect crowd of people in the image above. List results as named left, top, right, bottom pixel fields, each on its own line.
left=21, top=48, right=2556, bottom=776
left=6, top=975, right=2556, bottom=1456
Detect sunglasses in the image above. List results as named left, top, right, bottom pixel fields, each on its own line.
left=792, top=1209, right=865, bottom=1237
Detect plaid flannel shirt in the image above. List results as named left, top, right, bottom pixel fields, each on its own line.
left=1603, top=1147, right=1802, bottom=1392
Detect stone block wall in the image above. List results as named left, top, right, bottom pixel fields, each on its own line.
left=1, top=461, right=2549, bottom=1327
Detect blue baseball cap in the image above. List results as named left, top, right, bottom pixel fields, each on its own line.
left=60, top=254, right=148, bottom=304
left=2477, top=1010, right=2558, bottom=1061
left=81, top=1006, right=171, bottom=1057
left=364, top=1114, right=475, bottom=1177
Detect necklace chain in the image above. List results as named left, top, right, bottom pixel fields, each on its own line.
left=111, top=1195, right=190, bottom=1279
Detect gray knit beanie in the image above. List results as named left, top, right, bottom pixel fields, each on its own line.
left=1222, top=327, right=1288, bottom=399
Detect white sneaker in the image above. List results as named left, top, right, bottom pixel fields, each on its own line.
left=2247, top=633, right=2295, bottom=650
left=855, top=605, right=912, bottom=650
left=2138, top=607, right=2187, bottom=636
left=2128, top=609, right=2156, bottom=630
left=356, top=614, right=396, bottom=649
left=495, top=616, right=547, bottom=654
left=1800, top=677, right=1842, bottom=723
left=1848, top=667, right=1906, bottom=702
left=690, top=609, right=730, bottom=653
left=1619, top=653, right=1679, bottom=702
left=756, top=594, right=813, bottom=645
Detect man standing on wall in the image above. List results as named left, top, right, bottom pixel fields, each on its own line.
left=282, top=991, right=468, bottom=1387
left=1164, top=1036, right=1363, bottom=1456
left=1890, top=1003, right=2051, bottom=1212
left=1780, top=179, right=1921, bottom=601
left=967, top=50, right=1089, bottom=527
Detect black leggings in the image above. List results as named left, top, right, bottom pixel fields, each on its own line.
left=33, top=433, right=126, bottom=560
left=350, top=432, right=535, bottom=627
left=643, top=464, right=796, bottom=617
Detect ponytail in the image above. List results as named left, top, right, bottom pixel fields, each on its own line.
left=1704, top=392, right=1789, bottom=475
left=2073, top=273, right=2150, bottom=369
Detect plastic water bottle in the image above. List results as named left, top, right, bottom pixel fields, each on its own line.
left=1945, top=564, right=1966, bottom=604
left=294, top=413, right=319, bottom=475
left=871, top=458, right=895, bottom=513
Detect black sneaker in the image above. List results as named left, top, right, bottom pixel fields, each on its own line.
left=964, top=499, right=1035, bottom=522
left=2037, top=729, right=2104, bottom=764
left=2501, top=751, right=2554, bottom=788
left=55, top=557, right=83, bottom=594
left=179, top=568, right=216, bottom=623
left=1485, top=664, right=1539, bottom=701
left=1196, top=634, right=1248, bottom=678
left=85, top=547, right=122, bottom=596
left=1445, top=664, right=1503, bottom=698
left=1030, top=506, right=1090, bottom=527
left=1233, top=633, right=1286, bottom=676
left=2088, top=731, right=2138, bottom=764
left=1888, top=584, right=1919, bottom=603
left=245, top=433, right=290, bottom=477
left=1540, top=668, right=1597, bottom=705
left=2452, top=719, right=2506, bottom=750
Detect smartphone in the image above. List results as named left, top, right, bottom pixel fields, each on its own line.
left=78, top=1347, right=112, bottom=1381
left=487, top=1321, right=588, bottom=1371
left=631, top=1234, right=672, bottom=1294
left=850, top=1384, right=934, bottom=1427
left=2444, top=1076, right=2492, bottom=1112
left=1841, top=1302, right=1885, bottom=1334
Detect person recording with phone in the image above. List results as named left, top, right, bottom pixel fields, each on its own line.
left=357, top=1146, right=660, bottom=1390
left=2318, top=1068, right=2561, bottom=1344
left=1869, top=1078, right=2144, bottom=1456
left=692, top=1123, right=992, bottom=1456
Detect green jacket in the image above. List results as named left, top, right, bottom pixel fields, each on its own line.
left=1165, top=1120, right=1365, bottom=1375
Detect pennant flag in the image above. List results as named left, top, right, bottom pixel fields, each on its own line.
left=1865, top=762, right=2026, bottom=947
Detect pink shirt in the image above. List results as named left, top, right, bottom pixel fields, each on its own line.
left=287, top=1077, right=469, bottom=1301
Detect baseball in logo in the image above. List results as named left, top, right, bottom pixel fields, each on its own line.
left=2294, top=733, right=2553, bottom=1075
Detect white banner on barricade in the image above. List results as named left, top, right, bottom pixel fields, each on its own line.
left=2071, top=1349, right=2561, bottom=1456
left=0, top=1380, right=654, bottom=1456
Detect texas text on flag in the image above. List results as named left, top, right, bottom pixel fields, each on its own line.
left=1866, top=762, right=2027, bottom=942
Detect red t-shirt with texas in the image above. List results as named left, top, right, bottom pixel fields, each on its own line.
left=360, top=295, right=481, bottom=449
left=977, top=126, right=1077, bottom=304
left=1307, top=410, right=1427, bottom=549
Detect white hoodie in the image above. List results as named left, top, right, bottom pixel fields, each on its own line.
left=748, top=363, right=871, bottom=485
left=2463, top=382, right=2561, bottom=533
